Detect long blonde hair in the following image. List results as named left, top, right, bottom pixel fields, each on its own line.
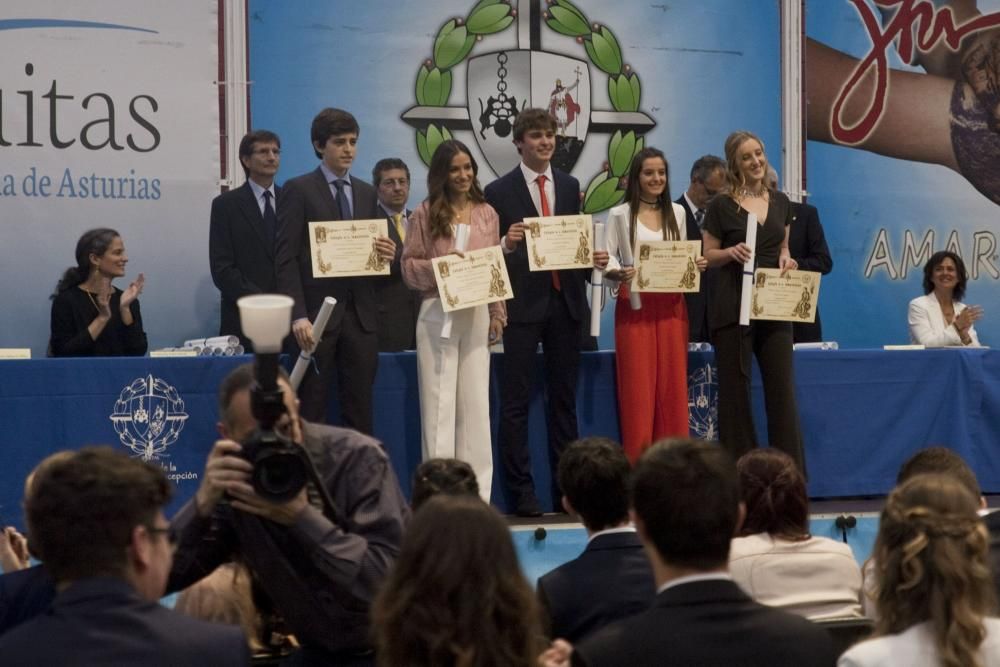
left=722, top=130, right=770, bottom=200
left=873, top=473, right=996, bottom=667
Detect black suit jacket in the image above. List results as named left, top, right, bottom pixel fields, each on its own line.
left=484, top=167, right=587, bottom=324
left=374, top=204, right=420, bottom=351
left=537, top=531, right=655, bottom=643
left=0, top=577, right=249, bottom=666
left=573, top=579, right=836, bottom=667
left=275, top=168, right=380, bottom=332
left=209, top=181, right=282, bottom=347
left=675, top=194, right=712, bottom=342
left=0, top=564, right=55, bottom=636
left=788, top=202, right=833, bottom=343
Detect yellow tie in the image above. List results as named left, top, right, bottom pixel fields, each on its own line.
left=392, top=213, right=405, bottom=241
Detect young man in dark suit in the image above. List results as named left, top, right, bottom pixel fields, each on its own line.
left=567, top=439, right=836, bottom=667
left=484, top=108, right=608, bottom=516
left=676, top=155, right=726, bottom=343
left=372, top=158, right=419, bottom=352
left=209, top=129, right=283, bottom=349
left=537, top=437, right=654, bottom=643
left=0, top=448, right=248, bottom=665
left=276, top=108, right=396, bottom=433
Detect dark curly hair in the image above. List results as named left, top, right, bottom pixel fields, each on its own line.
left=736, top=449, right=810, bottom=540
left=411, top=458, right=479, bottom=511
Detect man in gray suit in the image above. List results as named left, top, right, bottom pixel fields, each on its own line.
left=276, top=108, right=396, bottom=433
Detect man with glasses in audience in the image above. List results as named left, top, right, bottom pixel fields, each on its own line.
left=0, top=447, right=248, bottom=665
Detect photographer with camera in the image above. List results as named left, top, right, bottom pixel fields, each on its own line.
left=168, top=363, right=409, bottom=666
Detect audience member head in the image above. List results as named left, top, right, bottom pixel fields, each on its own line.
left=736, top=449, right=810, bottom=541
left=237, top=129, right=281, bottom=181
left=372, top=157, right=411, bottom=213
left=25, top=447, right=173, bottom=600
left=426, top=139, right=485, bottom=238
left=873, top=473, right=995, bottom=667
left=410, top=458, right=480, bottom=511
left=217, top=362, right=301, bottom=445
left=372, top=495, right=542, bottom=667
left=54, top=227, right=121, bottom=295
left=21, top=450, right=76, bottom=561
left=922, top=251, right=969, bottom=302
left=558, top=437, right=631, bottom=533
left=175, top=563, right=263, bottom=652
left=631, top=439, right=740, bottom=571
left=723, top=130, right=769, bottom=194
left=624, top=147, right=680, bottom=240
left=897, top=446, right=982, bottom=503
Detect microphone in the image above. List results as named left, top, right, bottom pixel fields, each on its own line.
left=834, top=514, right=856, bottom=543
left=533, top=526, right=547, bottom=541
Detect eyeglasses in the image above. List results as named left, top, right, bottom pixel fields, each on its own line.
left=252, top=148, right=281, bottom=156
left=379, top=178, right=409, bottom=188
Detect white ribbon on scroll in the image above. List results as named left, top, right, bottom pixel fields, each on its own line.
left=615, top=214, right=641, bottom=310
left=290, top=296, right=337, bottom=391
left=440, top=223, right=471, bottom=340
left=738, top=213, right=759, bottom=326
left=589, top=222, right=606, bottom=337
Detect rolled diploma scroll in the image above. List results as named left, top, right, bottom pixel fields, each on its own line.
left=440, top=223, right=471, bottom=340
left=615, top=213, right=641, bottom=310
left=290, top=296, right=337, bottom=391
left=183, top=335, right=239, bottom=349
left=590, top=223, right=606, bottom=337
left=737, top=213, right=759, bottom=326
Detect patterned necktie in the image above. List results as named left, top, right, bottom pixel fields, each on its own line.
left=262, top=190, right=277, bottom=244
left=332, top=179, right=352, bottom=219
left=537, top=174, right=561, bottom=291
left=695, top=208, right=705, bottom=229
left=392, top=213, right=405, bottom=241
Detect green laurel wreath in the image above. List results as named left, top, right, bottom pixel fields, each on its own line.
left=412, top=0, right=648, bottom=213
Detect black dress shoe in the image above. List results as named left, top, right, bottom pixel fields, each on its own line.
left=514, top=498, right=543, bottom=517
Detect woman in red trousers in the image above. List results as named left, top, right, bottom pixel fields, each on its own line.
left=605, top=147, right=707, bottom=462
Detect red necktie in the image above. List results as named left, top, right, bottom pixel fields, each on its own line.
left=537, top=174, right=561, bottom=291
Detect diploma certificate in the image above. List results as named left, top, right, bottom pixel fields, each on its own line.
left=308, top=219, right=390, bottom=278
left=633, top=240, right=701, bottom=293
left=432, top=246, right=513, bottom=313
left=523, top=215, right=594, bottom=271
left=750, top=269, right=822, bottom=323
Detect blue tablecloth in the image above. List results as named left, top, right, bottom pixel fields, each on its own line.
left=1, top=349, right=998, bottom=522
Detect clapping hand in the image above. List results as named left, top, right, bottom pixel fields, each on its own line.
left=120, top=272, right=145, bottom=309
left=955, top=305, right=984, bottom=332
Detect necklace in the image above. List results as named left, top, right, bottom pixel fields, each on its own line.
left=738, top=186, right=768, bottom=199
left=84, top=288, right=101, bottom=313
left=638, top=197, right=660, bottom=208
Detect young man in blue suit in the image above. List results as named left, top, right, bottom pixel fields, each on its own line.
left=484, top=108, right=608, bottom=516
left=0, top=447, right=248, bottom=665
left=209, top=129, right=283, bottom=349
left=276, top=108, right=396, bottom=433
left=537, top=437, right=654, bottom=642
left=567, top=439, right=835, bottom=667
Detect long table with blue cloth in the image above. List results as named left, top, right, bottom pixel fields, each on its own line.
left=1, top=348, right=998, bottom=521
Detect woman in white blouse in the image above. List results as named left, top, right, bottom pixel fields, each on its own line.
left=840, top=473, right=1000, bottom=667
left=908, top=250, right=982, bottom=346
left=604, top=148, right=706, bottom=462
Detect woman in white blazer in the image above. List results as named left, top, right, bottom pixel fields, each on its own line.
left=839, top=473, right=1000, bottom=667
left=908, top=251, right=982, bottom=346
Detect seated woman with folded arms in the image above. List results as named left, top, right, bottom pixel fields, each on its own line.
left=730, top=449, right=863, bottom=620
left=908, top=250, right=982, bottom=347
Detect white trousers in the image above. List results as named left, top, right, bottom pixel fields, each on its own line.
left=415, top=298, right=493, bottom=502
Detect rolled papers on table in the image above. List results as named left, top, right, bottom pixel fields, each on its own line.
left=793, top=341, right=839, bottom=351
left=440, top=223, right=471, bottom=340
left=289, top=296, right=337, bottom=391
left=615, top=213, right=641, bottom=310
left=183, top=335, right=239, bottom=349
left=738, top=212, right=758, bottom=326
left=590, top=222, right=606, bottom=337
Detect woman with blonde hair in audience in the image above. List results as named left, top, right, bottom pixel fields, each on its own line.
left=840, top=473, right=1000, bottom=667
left=174, top=562, right=264, bottom=654
left=729, top=449, right=863, bottom=620
left=372, top=494, right=543, bottom=667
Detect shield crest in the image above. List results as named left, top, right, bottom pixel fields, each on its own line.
left=467, top=50, right=590, bottom=176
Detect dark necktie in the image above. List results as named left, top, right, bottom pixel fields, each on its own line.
left=333, top=179, right=352, bottom=219
left=537, top=174, right=561, bottom=291
left=695, top=208, right=705, bottom=229
left=262, top=190, right=277, bottom=244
